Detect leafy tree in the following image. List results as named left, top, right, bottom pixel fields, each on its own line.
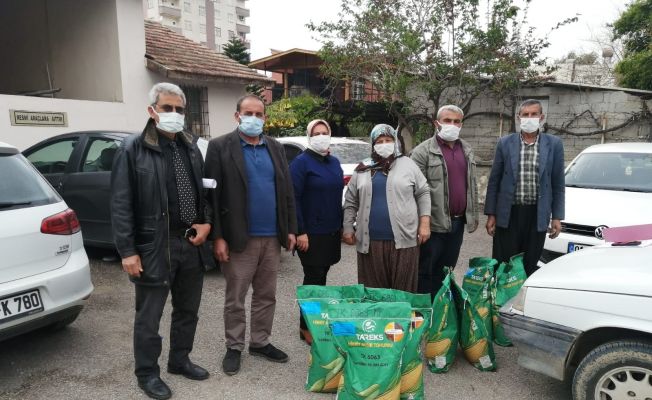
left=612, top=0, right=652, bottom=89
left=222, top=37, right=250, bottom=65
left=222, top=37, right=266, bottom=98
left=308, top=0, right=577, bottom=134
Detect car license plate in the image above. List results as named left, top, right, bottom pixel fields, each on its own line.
left=0, top=289, right=44, bottom=324
left=567, top=242, right=591, bottom=253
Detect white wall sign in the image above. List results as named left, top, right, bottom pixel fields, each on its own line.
left=9, top=110, right=68, bottom=127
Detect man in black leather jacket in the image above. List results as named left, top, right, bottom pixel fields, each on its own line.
left=111, top=83, right=215, bottom=400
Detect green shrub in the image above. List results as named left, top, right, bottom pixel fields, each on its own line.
left=265, top=95, right=327, bottom=137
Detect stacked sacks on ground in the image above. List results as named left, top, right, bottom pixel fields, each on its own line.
left=297, top=284, right=365, bottom=393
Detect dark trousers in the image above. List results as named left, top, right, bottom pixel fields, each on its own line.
left=492, top=204, right=547, bottom=277
left=417, top=217, right=465, bottom=300
left=299, top=264, right=331, bottom=330
left=134, top=236, right=204, bottom=380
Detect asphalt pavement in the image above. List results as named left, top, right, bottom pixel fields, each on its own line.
left=0, top=217, right=571, bottom=400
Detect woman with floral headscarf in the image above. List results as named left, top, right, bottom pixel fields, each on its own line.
left=342, top=124, right=431, bottom=292
left=289, top=119, right=344, bottom=344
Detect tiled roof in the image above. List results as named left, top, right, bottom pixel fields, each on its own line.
left=144, top=20, right=272, bottom=84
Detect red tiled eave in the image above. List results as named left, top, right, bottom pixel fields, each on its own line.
left=144, top=20, right=273, bottom=84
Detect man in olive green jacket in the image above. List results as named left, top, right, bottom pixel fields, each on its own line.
left=410, top=105, right=479, bottom=299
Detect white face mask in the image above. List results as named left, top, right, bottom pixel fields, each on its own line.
left=374, top=143, right=395, bottom=158
left=309, top=134, right=331, bottom=154
left=437, top=124, right=461, bottom=141
left=155, top=111, right=185, bottom=133
left=520, top=117, right=541, bottom=133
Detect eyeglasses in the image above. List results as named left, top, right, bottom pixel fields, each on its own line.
left=156, top=104, right=185, bottom=115
left=440, top=118, right=463, bottom=124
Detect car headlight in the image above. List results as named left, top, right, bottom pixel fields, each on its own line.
left=509, top=287, right=528, bottom=315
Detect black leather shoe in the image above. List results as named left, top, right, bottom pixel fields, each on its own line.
left=249, top=343, right=289, bottom=363
left=137, top=376, right=172, bottom=400
left=167, top=360, right=210, bottom=381
left=222, top=349, right=241, bottom=376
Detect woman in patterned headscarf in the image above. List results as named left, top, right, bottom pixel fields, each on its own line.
left=342, top=124, right=431, bottom=292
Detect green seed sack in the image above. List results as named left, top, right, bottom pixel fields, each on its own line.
left=462, top=257, right=497, bottom=342
left=453, top=279, right=496, bottom=372
left=363, top=288, right=432, bottom=399
left=328, top=302, right=412, bottom=400
left=297, top=284, right=365, bottom=392
left=425, top=269, right=459, bottom=373
left=491, top=253, right=527, bottom=346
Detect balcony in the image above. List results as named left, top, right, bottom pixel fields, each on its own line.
left=236, top=23, right=250, bottom=33
left=163, top=23, right=182, bottom=34
left=235, top=6, right=250, bottom=18
left=159, top=5, right=181, bottom=19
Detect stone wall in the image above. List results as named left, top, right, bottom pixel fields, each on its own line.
left=408, top=84, right=652, bottom=204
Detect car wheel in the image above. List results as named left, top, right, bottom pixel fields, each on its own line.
left=572, top=340, right=652, bottom=400
left=48, top=310, right=82, bottom=332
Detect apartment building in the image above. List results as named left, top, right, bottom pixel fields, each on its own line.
left=1, top=0, right=269, bottom=150
left=143, top=0, right=250, bottom=51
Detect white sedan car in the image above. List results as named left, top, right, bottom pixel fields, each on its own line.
left=276, top=136, right=371, bottom=202
left=500, top=240, right=652, bottom=400
left=540, top=143, right=652, bottom=265
left=0, top=141, right=93, bottom=341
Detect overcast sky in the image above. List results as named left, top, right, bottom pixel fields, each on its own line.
left=247, top=0, right=627, bottom=62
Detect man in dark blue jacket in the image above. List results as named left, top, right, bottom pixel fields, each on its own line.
left=484, top=99, right=565, bottom=276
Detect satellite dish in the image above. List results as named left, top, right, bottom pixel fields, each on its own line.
left=602, top=47, right=614, bottom=59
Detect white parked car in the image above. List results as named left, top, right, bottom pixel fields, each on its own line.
left=540, top=143, right=652, bottom=265
left=500, top=240, right=652, bottom=400
left=0, top=141, right=93, bottom=341
left=277, top=136, right=371, bottom=202
left=277, top=136, right=371, bottom=181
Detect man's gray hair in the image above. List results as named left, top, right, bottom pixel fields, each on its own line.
left=148, top=82, right=186, bottom=106
left=517, top=99, right=543, bottom=115
left=436, top=105, right=464, bottom=120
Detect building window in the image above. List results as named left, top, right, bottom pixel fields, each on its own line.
left=181, top=85, right=210, bottom=138
left=228, top=30, right=235, bottom=38
left=352, top=79, right=365, bottom=100
left=228, top=13, right=234, bottom=23
left=200, top=23, right=206, bottom=34
left=215, top=27, right=221, bottom=37
left=184, top=20, right=192, bottom=31
left=199, top=5, right=205, bottom=16
left=238, top=32, right=246, bottom=41
left=147, top=0, right=154, bottom=9
left=214, top=9, right=221, bottom=19
left=184, top=1, right=191, bottom=12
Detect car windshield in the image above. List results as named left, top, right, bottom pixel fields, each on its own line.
left=565, top=152, right=652, bottom=192
left=0, top=154, right=60, bottom=210
left=329, top=142, right=371, bottom=164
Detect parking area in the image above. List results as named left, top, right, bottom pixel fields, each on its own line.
left=0, top=217, right=570, bottom=400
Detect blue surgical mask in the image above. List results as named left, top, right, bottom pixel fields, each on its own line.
left=155, top=111, right=185, bottom=133
left=239, top=115, right=264, bottom=137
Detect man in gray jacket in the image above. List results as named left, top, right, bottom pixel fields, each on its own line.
left=411, top=105, right=479, bottom=299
